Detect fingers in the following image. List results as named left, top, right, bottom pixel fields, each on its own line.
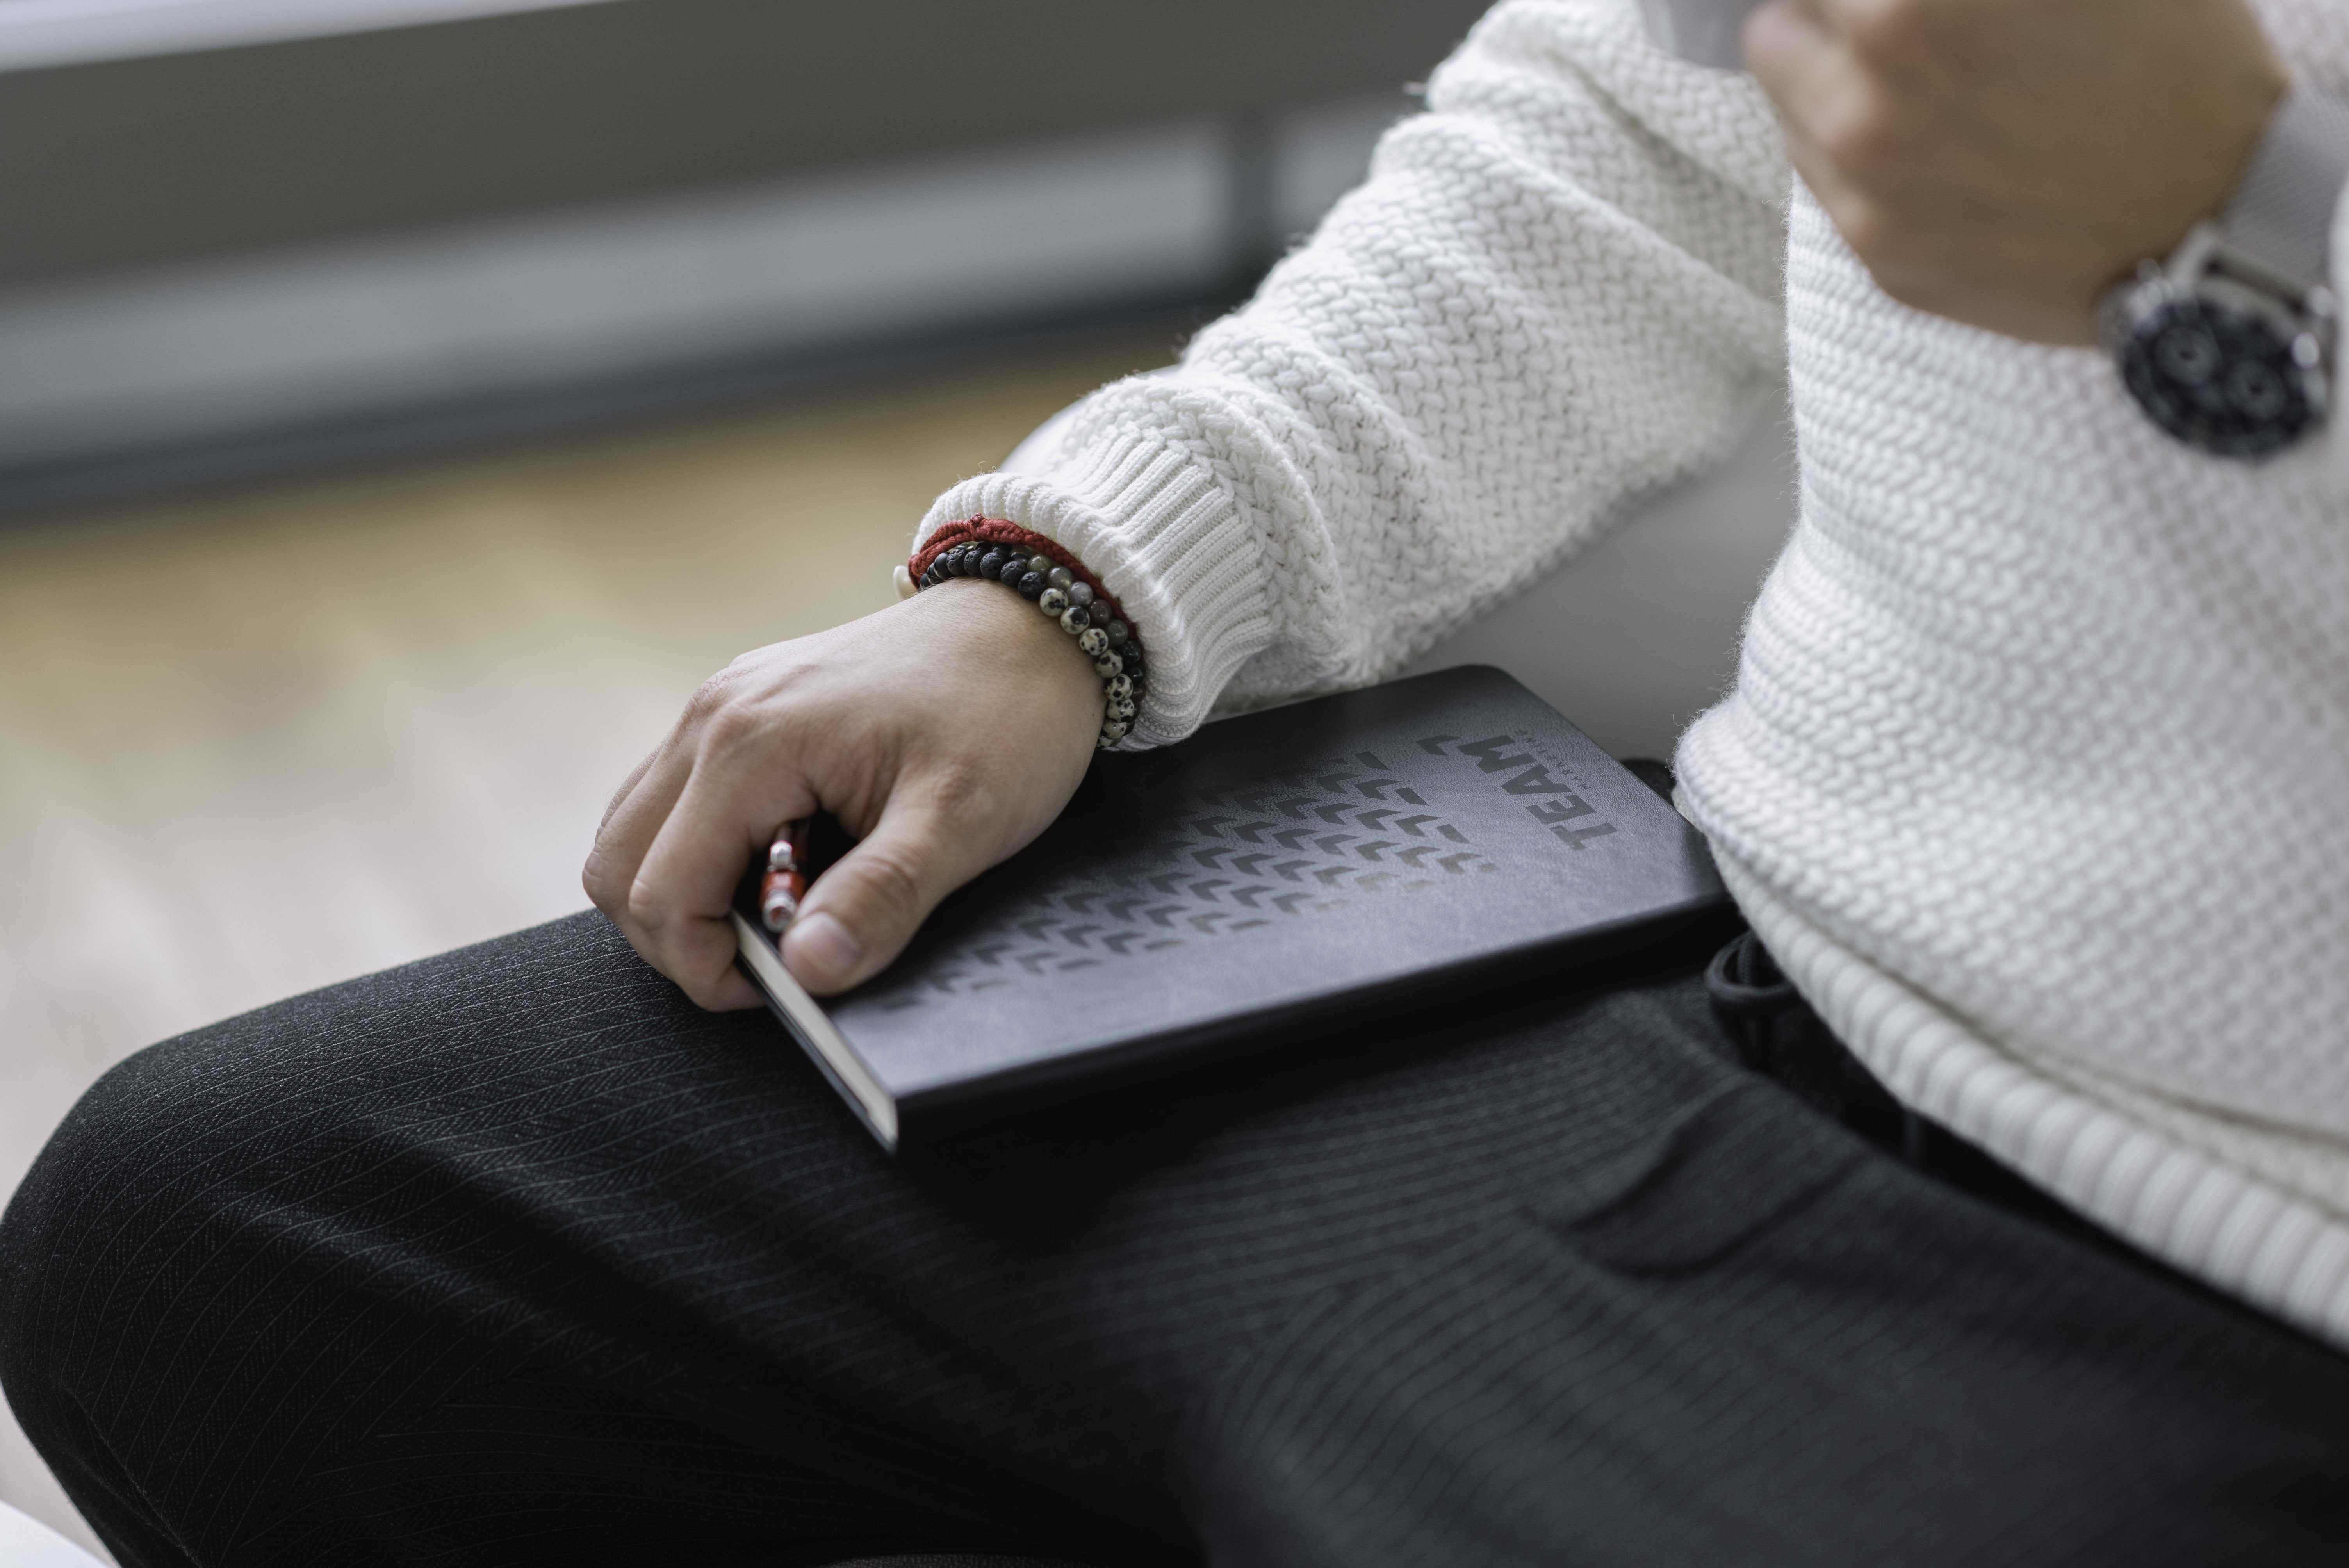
left=1747, top=0, right=1890, bottom=267
left=1745, top=0, right=1866, bottom=178
left=582, top=736, right=690, bottom=918
left=584, top=661, right=765, bottom=921
left=1742, top=0, right=1834, bottom=73
left=783, top=777, right=1004, bottom=994
left=626, top=724, right=820, bottom=1010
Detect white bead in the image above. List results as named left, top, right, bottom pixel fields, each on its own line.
left=892, top=563, right=917, bottom=600
left=1109, top=696, right=1137, bottom=722
left=1093, top=654, right=1120, bottom=677
left=1100, top=720, right=1129, bottom=743
left=1039, top=588, right=1069, bottom=615
left=1105, top=674, right=1133, bottom=702
left=1077, top=627, right=1109, bottom=656
left=1060, top=607, right=1090, bottom=634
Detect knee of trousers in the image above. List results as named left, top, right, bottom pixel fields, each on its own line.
left=0, top=985, right=480, bottom=1561
left=0, top=920, right=784, bottom=1493
left=0, top=914, right=690, bottom=1509
left=0, top=1012, right=313, bottom=1480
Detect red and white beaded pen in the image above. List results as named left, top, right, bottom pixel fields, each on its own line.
left=761, top=822, right=807, bottom=934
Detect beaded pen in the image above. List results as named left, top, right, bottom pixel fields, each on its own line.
left=761, top=822, right=807, bottom=933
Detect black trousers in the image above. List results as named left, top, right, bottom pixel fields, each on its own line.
left=4, top=912, right=2347, bottom=1568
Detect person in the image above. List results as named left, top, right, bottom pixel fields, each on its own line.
left=6, top=0, right=2348, bottom=1562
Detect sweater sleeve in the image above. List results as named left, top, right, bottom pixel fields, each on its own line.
left=917, top=0, right=1790, bottom=745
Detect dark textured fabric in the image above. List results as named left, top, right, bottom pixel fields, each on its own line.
left=830, top=1559, right=1094, bottom=1567
left=4, top=912, right=2348, bottom=1568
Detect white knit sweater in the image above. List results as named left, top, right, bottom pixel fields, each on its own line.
left=922, top=0, right=2349, bottom=1343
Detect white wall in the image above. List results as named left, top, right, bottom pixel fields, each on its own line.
left=1403, top=401, right=1798, bottom=761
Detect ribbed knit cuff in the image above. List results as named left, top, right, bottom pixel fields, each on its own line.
left=919, top=427, right=1274, bottom=748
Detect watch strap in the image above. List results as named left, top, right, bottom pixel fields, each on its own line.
left=2219, top=81, right=2349, bottom=294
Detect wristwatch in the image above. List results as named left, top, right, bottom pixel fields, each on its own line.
left=2101, top=83, right=2349, bottom=460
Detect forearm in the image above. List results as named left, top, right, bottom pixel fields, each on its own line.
left=923, top=0, right=1791, bottom=745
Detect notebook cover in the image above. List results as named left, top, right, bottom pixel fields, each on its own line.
left=735, top=666, right=1734, bottom=1147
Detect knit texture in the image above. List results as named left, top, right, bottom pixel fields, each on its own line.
left=923, top=0, right=2349, bottom=1341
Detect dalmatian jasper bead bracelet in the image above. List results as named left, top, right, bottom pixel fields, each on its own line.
left=895, top=526, right=1146, bottom=750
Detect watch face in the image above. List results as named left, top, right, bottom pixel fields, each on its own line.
left=2117, top=292, right=2324, bottom=459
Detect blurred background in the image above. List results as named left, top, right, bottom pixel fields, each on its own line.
left=0, top=1, right=1792, bottom=1557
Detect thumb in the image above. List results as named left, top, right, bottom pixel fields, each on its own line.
left=781, top=792, right=991, bottom=995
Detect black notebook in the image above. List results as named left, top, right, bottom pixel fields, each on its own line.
left=733, top=666, right=1734, bottom=1149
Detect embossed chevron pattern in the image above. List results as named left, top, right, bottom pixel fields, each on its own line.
left=876, top=752, right=1494, bottom=1007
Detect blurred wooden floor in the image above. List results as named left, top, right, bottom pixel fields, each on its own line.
left=0, top=333, right=1171, bottom=1558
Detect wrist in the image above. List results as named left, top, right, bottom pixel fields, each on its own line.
left=885, top=581, right=1103, bottom=791
left=899, top=521, right=1148, bottom=751
left=915, top=574, right=1103, bottom=704
left=2099, top=80, right=2349, bottom=460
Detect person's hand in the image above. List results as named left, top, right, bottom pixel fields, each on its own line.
left=1745, top=0, right=2288, bottom=344
left=585, top=581, right=1104, bottom=1006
